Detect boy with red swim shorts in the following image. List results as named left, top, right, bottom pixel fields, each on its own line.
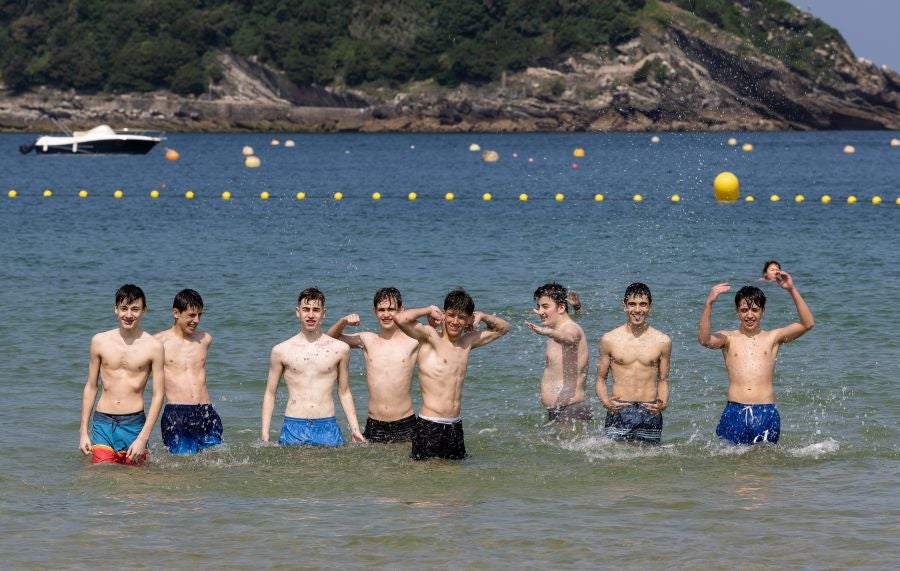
left=79, top=284, right=165, bottom=465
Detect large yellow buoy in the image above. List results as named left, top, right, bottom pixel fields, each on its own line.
left=7, top=189, right=17, bottom=198
left=847, top=195, right=857, bottom=204
left=554, top=193, right=565, bottom=202
left=245, top=156, right=261, bottom=168
left=43, top=189, right=53, bottom=198
left=165, top=148, right=180, bottom=161
left=872, top=196, right=882, bottom=205
left=671, top=194, right=681, bottom=203
left=482, top=193, right=492, bottom=201
left=445, top=192, right=455, bottom=201
left=79, top=189, right=89, bottom=198
left=821, top=195, right=831, bottom=204
left=519, top=193, right=528, bottom=202
left=408, top=192, right=417, bottom=201
left=482, top=150, right=499, bottom=163
left=222, top=191, right=232, bottom=201
left=114, top=189, right=124, bottom=199
left=296, top=192, right=306, bottom=200
left=794, top=194, right=804, bottom=203
left=333, top=192, right=343, bottom=201
left=150, top=189, right=160, bottom=199
left=573, top=147, right=585, bottom=158
left=260, top=191, right=270, bottom=200
left=185, top=190, right=195, bottom=199
left=372, top=192, right=381, bottom=201
left=713, top=171, right=740, bottom=202
left=633, top=194, right=643, bottom=202
left=594, top=193, right=604, bottom=202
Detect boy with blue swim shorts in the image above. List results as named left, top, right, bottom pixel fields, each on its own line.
left=155, top=289, right=224, bottom=455
left=699, top=270, right=814, bottom=446
left=261, top=288, right=365, bottom=447
left=79, top=284, right=165, bottom=465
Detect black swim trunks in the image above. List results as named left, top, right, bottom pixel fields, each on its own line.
left=363, top=414, right=417, bottom=443
left=410, top=416, right=466, bottom=461
left=546, top=400, right=594, bottom=423
left=604, top=401, right=663, bottom=444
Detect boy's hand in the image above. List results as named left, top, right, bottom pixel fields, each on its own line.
left=707, top=283, right=730, bottom=303
left=774, top=270, right=795, bottom=290
left=342, top=314, right=360, bottom=327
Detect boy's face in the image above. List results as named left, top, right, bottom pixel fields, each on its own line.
left=623, top=294, right=651, bottom=326
left=115, top=298, right=146, bottom=330
left=173, top=305, right=202, bottom=335
left=736, top=300, right=764, bottom=332
left=442, top=308, right=471, bottom=340
left=535, top=295, right=566, bottom=327
left=296, top=298, right=325, bottom=332
left=373, top=298, right=401, bottom=331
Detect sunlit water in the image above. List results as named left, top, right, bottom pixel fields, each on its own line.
left=1, top=131, right=897, bottom=569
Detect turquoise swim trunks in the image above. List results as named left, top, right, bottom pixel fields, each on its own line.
left=90, top=410, right=148, bottom=464
left=278, top=416, right=344, bottom=447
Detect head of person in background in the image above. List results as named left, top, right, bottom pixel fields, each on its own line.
left=762, top=260, right=781, bottom=282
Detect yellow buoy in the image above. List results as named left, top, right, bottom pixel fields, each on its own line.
left=245, top=156, right=261, bottom=168
left=165, top=148, right=180, bottom=161
left=594, top=193, right=604, bottom=202
left=372, top=192, right=381, bottom=201
left=222, top=191, right=232, bottom=200
left=445, top=192, right=455, bottom=201
left=671, top=194, right=681, bottom=203
left=742, top=143, right=754, bottom=152
left=150, top=189, right=160, bottom=199
left=794, top=195, right=804, bottom=203
left=573, top=147, right=585, bottom=158
left=633, top=194, right=643, bottom=202
left=296, top=192, right=306, bottom=200
left=745, top=196, right=755, bottom=202
left=79, top=189, right=89, bottom=198
left=872, top=196, right=882, bottom=205
left=114, top=189, right=124, bottom=199
left=727, top=137, right=738, bottom=146
left=770, top=194, right=780, bottom=202
left=519, top=193, right=528, bottom=202
left=469, top=143, right=481, bottom=152
left=895, top=197, right=900, bottom=205
left=242, top=146, right=254, bottom=156
left=482, top=150, right=499, bottom=163
left=408, top=192, right=417, bottom=201
left=7, top=189, right=17, bottom=198
left=43, top=189, right=53, bottom=198
left=185, top=190, right=195, bottom=199
left=821, top=195, right=831, bottom=204
left=333, top=192, right=343, bottom=201
left=554, top=193, right=565, bottom=202
left=843, top=145, right=855, bottom=154
left=847, top=195, right=857, bottom=204
left=713, top=171, right=740, bottom=202
left=260, top=191, right=270, bottom=200
left=482, top=193, right=492, bottom=201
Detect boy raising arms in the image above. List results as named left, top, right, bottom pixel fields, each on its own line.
left=526, top=282, right=591, bottom=423
left=596, top=283, right=672, bottom=444
left=79, top=284, right=165, bottom=465
left=327, top=287, right=420, bottom=443
left=394, top=289, right=510, bottom=460
left=154, top=289, right=223, bottom=455
left=261, top=288, right=365, bottom=447
left=698, top=270, right=814, bottom=445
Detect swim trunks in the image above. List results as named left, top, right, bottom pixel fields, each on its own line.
left=363, top=414, right=417, bottom=443
left=279, top=416, right=344, bottom=447
left=547, top=400, right=594, bottom=423
left=716, top=401, right=780, bottom=445
left=90, top=410, right=149, bottom=465
left=160, top=403, right=224, bottom=455
left=411, top=415, right=466, bottom=460
left=604, top=401, right=663, bottom=444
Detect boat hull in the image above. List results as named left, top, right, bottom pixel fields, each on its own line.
left=33, top=138, right=160, bottom=155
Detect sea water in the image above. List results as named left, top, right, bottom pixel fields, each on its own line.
left=0, top=131, right=897, bottom=569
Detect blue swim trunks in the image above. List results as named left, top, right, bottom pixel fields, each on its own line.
left=716, top=401, right=781, bottom=445
left=160, top=403, right=224, bottom=455
left=279, top=416, right=344, bottom=447
left=91, top=410, right=148, bottom=465
left=603, top=401, right=663, bottom=444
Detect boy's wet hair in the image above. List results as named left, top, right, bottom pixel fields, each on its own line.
left=762, top=260, right=781, bottom=276
left=624, top=282, right=652, bottom=304
left=298, top=287, right=325, bottom=307
left=444, top=289, right=475, bottom=315
left=173, top=289, right=204, bottom=312
left=115, top=284, right=146, bottom=308
left=373, top=287, right=402, bottom=309
left=735, top=286, right=766, bottom=310
left=534, top=282, right=568, bottom=310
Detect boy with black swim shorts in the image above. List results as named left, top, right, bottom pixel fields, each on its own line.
left=79, top=284, right=165, bottom=465
left=596, top=283, right=672, bottom=444
left=698, top=270, right=814, bottom=445
left=327, top=287, right=420, bottom=443
left=394, top=289, right=509, bottom=460
left=155, top=289, right=223, bottom=455
left=261, top=288, right=365, bottom=447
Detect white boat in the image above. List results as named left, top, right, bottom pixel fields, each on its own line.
left=20, top=124, right=165, bottom=155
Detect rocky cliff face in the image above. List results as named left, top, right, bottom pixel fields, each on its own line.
left=2, top=3, right=898, bottom=132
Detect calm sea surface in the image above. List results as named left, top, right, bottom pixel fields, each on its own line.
left=0, top=131, right=897, bottom=569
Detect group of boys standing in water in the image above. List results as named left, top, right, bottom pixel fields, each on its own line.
left=79, top=260, right=813, bottom=465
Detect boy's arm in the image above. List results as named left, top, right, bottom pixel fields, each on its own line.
left=326, top=314, right=364, bottom=348
left=469, top=312, right=511, bottom=348
left=595, top=335, right=625, bottom=411
left=394, top=306, right=442, bottom=344
left=260, top=347, right=284, bottom=441
left=698, top=283, right=730, bottom=349
left=525, top=318, right=581, bottom=345
left=79, top=337, right=101, bottom=455
left=644, top=337, right=672, bottom=414
left=335, top=348, right=365, bottom=442
left=127, top=341, right=165, bottom=462
left=773, top=271, right=815, bottom=343
left=567, top=290, right=583, bottom=317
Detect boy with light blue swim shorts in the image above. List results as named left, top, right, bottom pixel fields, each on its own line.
left=261, top=288, right=366, bottom=447
left=699, top=270, right=814, bottom=446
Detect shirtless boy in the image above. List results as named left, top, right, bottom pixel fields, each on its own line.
left=327, top=287, right=420, bottom=443
left=699, top=270, right=814, bottom=445
left=394, top=289, right=510, bottom=460
left=155, top=289, right=223, bottom=455
left=261, top=287, right=365, bottom=446
left=596, top=283, right=671, bottom=444
left=526, top=282, right=591, bottom=423
left=79, top=284, right=165, bottom=465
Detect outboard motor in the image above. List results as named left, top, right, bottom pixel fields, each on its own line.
left=19, top=143, right=35, bottom=154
